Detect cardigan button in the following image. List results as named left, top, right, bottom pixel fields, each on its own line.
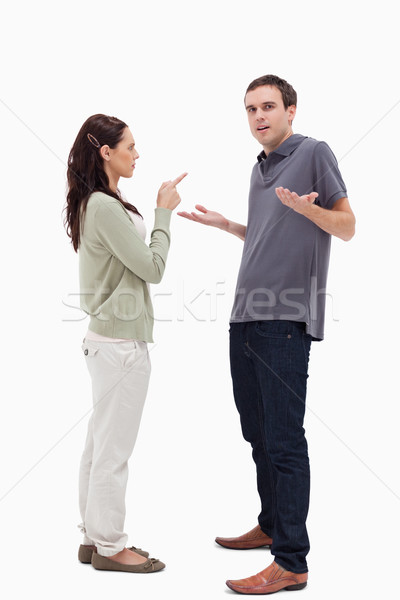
left=84, top=349, right=88, bottom=355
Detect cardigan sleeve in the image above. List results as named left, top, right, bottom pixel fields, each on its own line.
left=94, top=196, right=172, bottom=284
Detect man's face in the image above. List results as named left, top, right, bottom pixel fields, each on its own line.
left=245, top=85, right=296, bottom=154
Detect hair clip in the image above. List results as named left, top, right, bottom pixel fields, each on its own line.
left=87, top=133, right=101, bottom=148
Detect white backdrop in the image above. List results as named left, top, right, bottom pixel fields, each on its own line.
left=0, top=1, right=399, bottom=598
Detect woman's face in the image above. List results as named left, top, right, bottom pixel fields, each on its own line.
left=103, top=127, right=139, bottom=179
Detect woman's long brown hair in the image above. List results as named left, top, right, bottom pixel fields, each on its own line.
left=63, top=114, right=142, bottom=252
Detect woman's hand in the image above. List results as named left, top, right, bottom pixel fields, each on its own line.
left=177, top=205, right=229, bottom=229
left=157, top=173, right=187, bottom=210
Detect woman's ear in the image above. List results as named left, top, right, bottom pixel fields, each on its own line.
left=100, top=145, right=111, bottom=161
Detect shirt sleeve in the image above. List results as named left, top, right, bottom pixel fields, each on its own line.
left=94, top=196, right=172, bottom=284
left=312, top=141, right=347, bottom=209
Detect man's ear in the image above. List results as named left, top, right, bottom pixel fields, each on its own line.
left=288, top=105, right=296, bottom=126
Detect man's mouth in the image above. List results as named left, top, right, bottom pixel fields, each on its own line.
left=257, top=125, right=269, bottom=131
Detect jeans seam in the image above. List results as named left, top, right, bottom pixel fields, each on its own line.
left=256, top=376, right=276, bottom=535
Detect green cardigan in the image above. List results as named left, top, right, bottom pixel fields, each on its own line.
left=79, top=191, right=172, bottom=342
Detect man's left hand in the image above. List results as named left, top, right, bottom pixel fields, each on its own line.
left=275, top=186, right=318, bottom=215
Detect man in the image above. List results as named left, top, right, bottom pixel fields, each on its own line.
left=178, top=74, right=355, bottom=594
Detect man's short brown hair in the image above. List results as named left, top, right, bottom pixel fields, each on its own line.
left=245, top=75, right=297, bottom=109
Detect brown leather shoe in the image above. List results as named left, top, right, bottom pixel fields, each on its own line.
left=226, top=561, right=308, bottom=594
left=215, top=524, right=272, bottom=550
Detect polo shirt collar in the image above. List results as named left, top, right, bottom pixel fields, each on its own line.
left=257, top=133, right=307, bottom=162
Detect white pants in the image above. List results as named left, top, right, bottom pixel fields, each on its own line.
left=78, top=338, right=151, bottom=557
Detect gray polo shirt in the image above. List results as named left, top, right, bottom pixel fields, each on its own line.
left=230, top=134, right=347, bottom=341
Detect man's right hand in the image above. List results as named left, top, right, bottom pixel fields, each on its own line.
left=177, top=205, right=229, bottom=229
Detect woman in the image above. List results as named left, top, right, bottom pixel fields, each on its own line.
left=64, top=114, right=186, bottom=573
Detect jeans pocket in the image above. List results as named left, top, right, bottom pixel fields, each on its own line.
left=255, top=321, right=293, bottom=339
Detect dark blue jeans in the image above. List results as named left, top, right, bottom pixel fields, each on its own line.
left=229, top=320, right=312, bottom=574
